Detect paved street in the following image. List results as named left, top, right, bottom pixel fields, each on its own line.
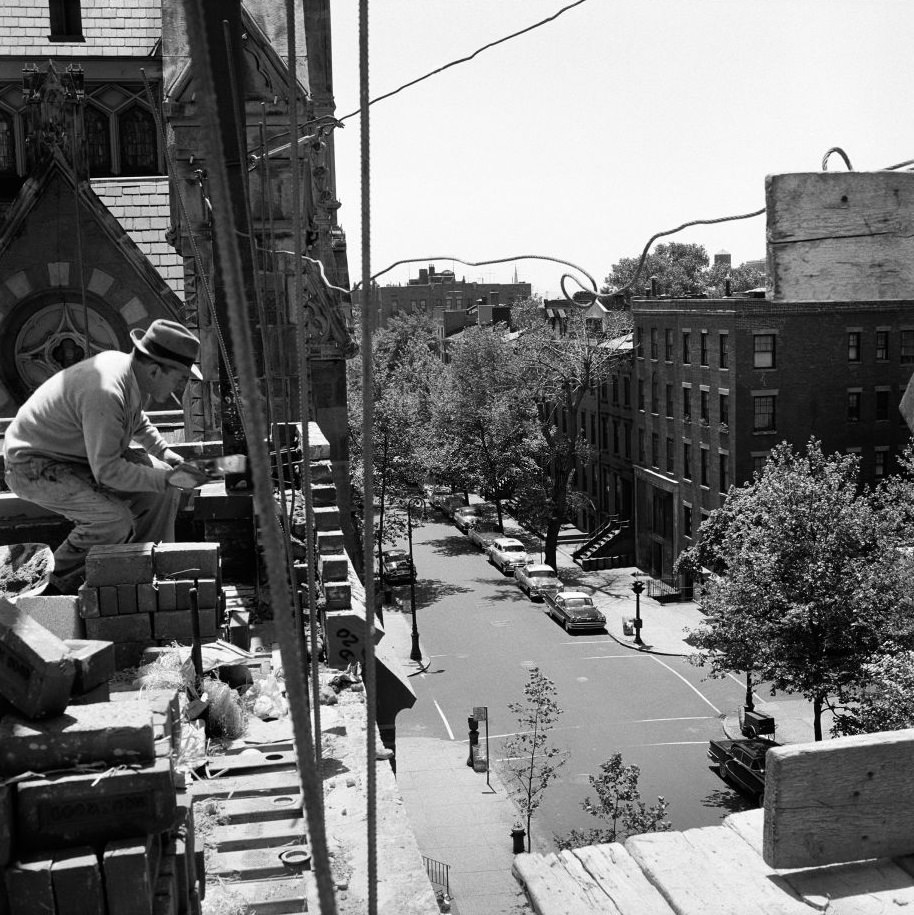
left=391, top=514, right=759, bottom=849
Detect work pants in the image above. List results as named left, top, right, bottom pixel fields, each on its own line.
left=4, top=453, right=179, bottom=592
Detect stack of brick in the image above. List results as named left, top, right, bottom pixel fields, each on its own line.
left=78, top=543, right=223, bottom=670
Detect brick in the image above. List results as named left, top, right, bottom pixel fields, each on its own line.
left=114, top=641, right=150, bottom=670
left=0, top=701, right=154, bottom=776
left=64, top=639, right=115, bottom=693
left=78, top=584, right=101, bottom=619
left=51, top=847, right=105, bottom=915
left=318, top=552, right=348, bottom=583
left=84, top=614, right=152, bottom=643
left=16, top=758, right=177, bottom=851
left=316, top=530, right=344, bottom=555
left=4, top=855, right=55, bottom=915
left=0, top=598, right=76, bottom=718
left=152, top=609, right=217, bottom=642
left=313, top=505, right=340, bottom=531
left=153, top=543, right=219, bottom=580
left=99, top=586, right=120, bottom=617
left=138, top=583, right=158, bottom=614
left=117, top=584, right=139, bottom=615
left=156, top=580, right=176, bottom=612
left=173, top=580, right=193, bottom=611
left=0, top=785, right=10, bottom=867
left=103, top=836, right=156, bottom=915
left=85, top=543, right=155, bottom=586
left=14, top=595, right=83, bottom=641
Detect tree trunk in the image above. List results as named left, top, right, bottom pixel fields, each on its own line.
left=813, top=692, right=823, bottom=741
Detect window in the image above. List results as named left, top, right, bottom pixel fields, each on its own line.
left=719, top=333, right=729, bottom=369
left=847, top=331, right=861, bottom=363
left=623, top=377, right=631, bottom=407
left=682, top=332, right=691, bottom=364
left=683, top=503, right=693, bottom=537
left=612, top=375, right=619, bottom=404
left=754, top=333, right=776, bottom=368
left=624, top=424, right=631, bottom=458
left=651, top=376, right=659, bottom=414
left=650, top=327, right=658, bottom=360
left=638, top=430, right=645, bottom=463
left=719, top=392, right=729, bottom=427
left=600, top=416, right=608, bottom=449
left=754, top=395, right=776, bottom=432
left=665, top=384, right=673, bottom=418
left=683, top=386, right=692, bottom=420
left=700, top=332, right=709, bottom=366
left=700, top=389, right=710, bottom=425
left=665, top=328, right=673, bottom=362
left=700, top=448, right=709, bottom=487
left=636, top=327, right=644, bottom=357
left=49, top=0, right=84, bottom=39
left=875, top=448, right=889, bottom=479
left=590, top=413, right=596, bottom=444
left=638, top=379, right=645, bottom=411
left=719, top=453, right=729, bottom=492
left=683, top=443, right=692, bottom=480
left=85, top=105, right=112, bottom=176
left=876, top=389, right=890, bottom=422
left=613, top=420, right=620, bottom=454
left=651, top=433, right=659, bottom=468
left=0, top=110, right=15, bottom=175
left=752, top=452, right=769, bottom=475
left=847, top=390, right=861, bottom=423
left=666, top=437, right=674, bottom=473
left=903, top=331, right=914, bottom=364
left=876, top=330, right=889, bottom=361
left=119, top=105, right=158, bottom=175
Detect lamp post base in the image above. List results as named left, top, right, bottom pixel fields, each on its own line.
left=410, top=630, right=422, bottom=662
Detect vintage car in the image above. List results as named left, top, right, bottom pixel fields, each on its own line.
left=467, top=520, right=501, bottom=551
left=381, top=548, right=415, bottom=585
left=453, top=503, right=496, bottom=534
left=486, top=537, right=528, bottom=574
left=707, top=737, right=780, bottom=807
left=543, top=590, right=605, bottom=631
left=514, top=563, right=563, bottom=602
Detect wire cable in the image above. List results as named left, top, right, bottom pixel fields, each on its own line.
left=822, top=147, right=853, bottom=171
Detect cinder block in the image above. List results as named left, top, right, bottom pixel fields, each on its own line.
left=15, top=595, right=83, bottom=641
left=153, top=543, right=219, bottom=580
left=67, top=681, right=110, bottom=705
left=152, top=609, right=217, bottom=642
left=0, top=598, right=76, bottom=718
left=195, top=578, right=217, bottom=608
left=313, top=506, right=340, bottom=531
left=4, top=855, right=55, bottom=915
left=78, top=584, right=101, bottom=619
left=226, top=610, right=250, bottom=651
left=310, top=460, right=333, bottom=483
left=311, top=482, right=337, bottom=506
left=85, top=543, right=155, bottom=587
left=84, top=614, right=152, bottom=643
left=0, top=701, right=154, bottom=776
left=117, top=584, right=138, bottom=615
left=173, top=580, right=193, bottom=612
left=0, top=784, right=11, bottom=867
left=110, top=688, right=180, bottom=748
left=318, top=553, right=348, bottom=583
left=113, top=641, right=150, bottom=670
left=103, top=836, right=156, bottom=915
left=138, top=583, right=157, bottom=614
left=323, top=581, right=351, bottom=609
left=63, top=639, right=115, bottom=693
left=99, top=586, right=119, bottom=617
left=292, top=562, right=309, bottom=587
left=156, top=580, right=176, bottom=612
left=51, top=847, right=105, bottom=915
left=316, top=530, right=344, bottom=555
left=16, top=757, right=176, bottom=851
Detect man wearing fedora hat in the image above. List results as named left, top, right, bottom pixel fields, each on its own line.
left=3, top=319, right=211, bottom=594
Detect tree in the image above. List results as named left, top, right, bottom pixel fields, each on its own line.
left=501, top=667, right=567, bottom=853
left=557, top=753, right=671, bottom=850
left=707, top=261, right=766, bottom=297
left=832, top=649, right=914, bottom=737
left=675, top=439, right=914, bottom=741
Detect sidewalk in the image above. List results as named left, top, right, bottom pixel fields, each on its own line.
left=383, top=611, right=530, bottom=915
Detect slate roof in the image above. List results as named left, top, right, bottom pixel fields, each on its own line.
left=92, top=177, right=183, bottom=297
left=1, top=0, right=161, bottom=57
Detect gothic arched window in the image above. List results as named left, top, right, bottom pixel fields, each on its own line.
left=119, top=105, right=157, bottom=175
left=84, top=105, right=111, bottom=176
left=0, top=110, right=15, bottom=175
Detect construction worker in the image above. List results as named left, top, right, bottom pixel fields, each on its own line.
left=2, top=319, right=210, bottom=593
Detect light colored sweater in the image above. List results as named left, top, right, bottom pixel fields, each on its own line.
left=3, top=351, right=171, bottom=493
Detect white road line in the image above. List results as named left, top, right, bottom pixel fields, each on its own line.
left=582, top=654, right=653, bottom=660
left=650, top=655, right=722, bottom=715
left=633, top=716, right=715, bottom=723
left=634, top=741, right=711, bottom=747
left=434, top=700, right=455, bottom=741
left=561, top=639, right=616, bottom=645
left=726, top=671, right=764, bottom=704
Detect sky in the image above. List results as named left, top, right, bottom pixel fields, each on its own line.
left=327, top=1, right=914, bottom=300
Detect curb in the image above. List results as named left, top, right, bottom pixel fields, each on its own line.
left=603, top=626, right=690, bottom=658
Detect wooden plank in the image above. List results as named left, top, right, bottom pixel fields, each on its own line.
left=207, top=845, right=311, bottom=880
left=766, top=171, right=914, bottom=302
left=784, top=859, right=914, bottom=914
left=512, top=851, right=623, bottom=914
left=207, top=877, right=309, bottom=914
left=188, top=769, right=301, bottom=800
left=571, top=844, right=675, bottom=915
left=763, top=728, right=914, bottom=869
left=208, top=817, right=306, bottom=851
left=626, top=828, right=809, bottom=915
left=194, top=793, right=301, bottom=825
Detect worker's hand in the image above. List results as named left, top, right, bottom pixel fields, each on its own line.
left=166, top=463, right=211, bottom=490
left=162, top=449, right=185, bottom=468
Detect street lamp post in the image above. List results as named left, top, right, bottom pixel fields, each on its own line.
left=406, top=497, right=423, bottom=662
left=631, top=579, right=645, bottom=646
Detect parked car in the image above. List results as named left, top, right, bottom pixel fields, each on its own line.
left=439, top=494, right=465, bottom=518
left=467, top=520, right=501, bottom=551
left=707, top=737, right=780, bottom=807
left=486, top=537, right=528, bottom=574
left=453, top=503, right=496, bottom=534
left=514, top=563, right=563, bottom=602
left=381, top=548, right=415, bottom=585
left=543, top=590, right=605, bottom=631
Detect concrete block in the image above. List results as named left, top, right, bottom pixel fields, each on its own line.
left=99, top=586, right=119, bottom=617
left=323, top=581, right=351, bottom=609
left=66, top=681, right=110, bottom=705
left=0, top=598, right=76, bottom=718
left=4, top=855, right=55, bottom=915
left=152, top=608, right=218, bottom=642
left=86, top=543, right=155, bottom=586
left=117, top=584, right=139, bottom=615
left=138, top=583, right=157, bottom=614
left=156, top=580, right=176, bottom=612
left=173, top=580, right=193, bottom=612
left=64, top=639, right=115, bottom=693
left=103, top=836, right=156, bottom=915
left=51, top=847, right=105, bottom=915
left=16, top=757, right=176, bottom=851
left=311, top=482, right=337, bottom=506
left=0, top=785, right=11, bottom=867
left=194, top=578, right=217, bottom=608
left=78, top=584, right=101, bottom=619
left=318, top=552, right=349, bottom=583
left=153, top=543, right=219, bottom=580
left=313, top=506, right=340, bottom=531
left=110, top=688, right=180, bottom=747
left=316, top=530, right=344, bottom=555
left=310, top=460, right=333, bottom=483
left=14, top=595, right=83, bottom=641
left=226, top=610, right=250, bottom=651
left=114, top=641, right=151, bottom=670
left=0, top=701, right=154, bottom=776
left=84, top=614, right=152, bottom=643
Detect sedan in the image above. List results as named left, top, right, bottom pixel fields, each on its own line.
left=545, top=590, right=605, bottom=632
left=453, top=503, right=496, bottom=534
left=381, top=548, right=415, bottom=585
left=514, top=563, right=563, bottom=602
left=467, top=520, right=501, bottom=551
left=486, top=537, right=528, bottom=574
left=708, top=738, right=779, bottom=807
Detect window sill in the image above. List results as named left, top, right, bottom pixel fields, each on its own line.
left=753, top=429, right=776, bottom=435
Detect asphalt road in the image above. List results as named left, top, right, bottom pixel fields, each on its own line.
left=393, top=516, right=755, bottom=845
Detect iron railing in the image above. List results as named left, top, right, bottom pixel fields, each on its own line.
left=423, top=854, right=451, bottom=896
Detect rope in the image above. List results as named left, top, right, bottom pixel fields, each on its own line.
left=178, top=4, right=337, bottom=913
left=822, top=147, right=853, bottom=171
